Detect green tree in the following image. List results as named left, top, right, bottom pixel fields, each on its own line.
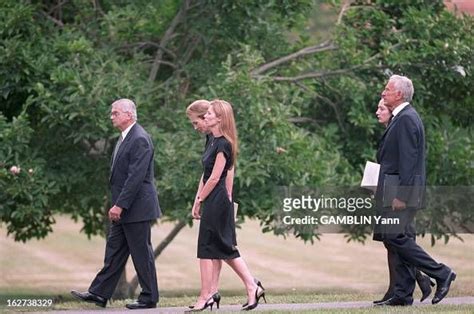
left=1, top=0, right=472, bottom=296
left=249, top=0, right=473, bottom=241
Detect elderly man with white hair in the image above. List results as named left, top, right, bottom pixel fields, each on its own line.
left=71, top=98, right=161, bottom=310
left=373, top=75, right=456, bottom=307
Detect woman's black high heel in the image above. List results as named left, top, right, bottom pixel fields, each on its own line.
left=242, top=279, right=264, bottom=307
left=212, top=292, right=221, bottom=309
left=243, top=285, right=266, bottom=311
left=185, top=296, right=215, bottom=312
left=189, top=292, right=221, bottom=309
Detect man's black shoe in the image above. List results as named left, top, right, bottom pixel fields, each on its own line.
left=374, top=297, right=412, bottom=306
left=432, top=270, right=456, bottom=304
left=416, top=271, right=435, bottom=302
left=71, top=290, right=107, bottom=308
left=373, top=293, right=392, bottom=304
left=125, top=301, right=157, bottom=310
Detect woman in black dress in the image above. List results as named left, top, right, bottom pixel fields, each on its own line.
left=188, top=99, right=265, bottom=311
left=186, top=99, right=227, bottom=308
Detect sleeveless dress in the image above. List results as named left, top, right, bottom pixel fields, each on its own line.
left=197, top=136, right=240, bottom=259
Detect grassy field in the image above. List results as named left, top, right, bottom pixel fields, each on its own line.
left=28, top=295, right=474, bottom=313
left=1, top=295, right=473, bottom=313
left=1, top=215, right=473, bottom=311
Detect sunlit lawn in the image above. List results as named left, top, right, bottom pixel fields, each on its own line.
left=1, top=215, right=473, bottom=312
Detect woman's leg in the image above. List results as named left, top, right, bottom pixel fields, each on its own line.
left=211, top=259, right=222, bottom=294
left=192, top=259, right=214, bottom=308
left=225, top=257, right=260, bottom=305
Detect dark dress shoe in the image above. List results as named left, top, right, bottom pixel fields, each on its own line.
left=125, top=301, right=157, bottom=309
left=432, top=270, right=456, bottom=304
left=373, top=292, right=392, bottom=304
left=416, top=271, right=435, bottom=302
left=374, top=297, right=412, bottom=306
left=70, top=290, right=107, bottom=307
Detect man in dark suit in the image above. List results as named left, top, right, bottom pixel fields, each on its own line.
left=373, top=75, right=456, bottom=306
left=71, top=99, right=161, bottom=309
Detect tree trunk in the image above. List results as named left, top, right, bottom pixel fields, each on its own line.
left=148, top=0, right=191, bottom=82
left=112, top=269, right=132, bottom=299
left=128, top=220, right=187, bottom=294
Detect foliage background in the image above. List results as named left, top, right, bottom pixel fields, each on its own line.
left=1, top=0, right=472, bottom=245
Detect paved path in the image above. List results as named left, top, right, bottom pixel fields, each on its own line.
left=37, top=296, right=474, bottom=313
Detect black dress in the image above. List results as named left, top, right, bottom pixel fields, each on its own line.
left=197, top=136, right=240, bottom=259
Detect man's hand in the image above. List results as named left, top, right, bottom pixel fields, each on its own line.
left=392, top=198, right=406, bottom=211
left=192, top=202, right=201, bottom=220
left=108, top=205, right=123, bottom=222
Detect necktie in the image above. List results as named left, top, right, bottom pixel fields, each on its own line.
left=111, top=135, right=123, bottom=168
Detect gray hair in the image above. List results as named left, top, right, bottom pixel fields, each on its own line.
left=389, top=75, right=414, bottom=102
left=111, top=98, right=137, bottom=121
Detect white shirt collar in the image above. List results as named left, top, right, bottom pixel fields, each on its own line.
left=121, top=122, right=136, bottom=140
left=392, top=102, right=410, bottom=117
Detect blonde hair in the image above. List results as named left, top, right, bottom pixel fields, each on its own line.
left=186, top=99, right=210, bottom=120
left=210, top=99, right=238, bottom=167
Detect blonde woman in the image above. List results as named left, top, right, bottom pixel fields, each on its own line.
left=188, top=100, right=265, bottom=312
left=186, top=100, right=223, bottom=309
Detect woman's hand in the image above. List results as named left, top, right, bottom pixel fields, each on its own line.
left=192, top=201, right=201, bottom=219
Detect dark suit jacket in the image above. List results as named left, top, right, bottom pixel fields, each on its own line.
left=373, top=105, right=426, bottom=241
left=375, top=104, right=426, bottom=211
left=110, top=123, right=161, bottom=223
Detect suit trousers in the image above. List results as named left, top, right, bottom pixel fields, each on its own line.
left=89, top=220, right=159, bottom=303
left=383, top=209, right=450, bottom=301
left=383, top=217, right=416, bottom=302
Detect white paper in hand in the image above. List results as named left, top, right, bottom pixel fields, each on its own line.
left=361, top=161, right=380, bottom=192
left=233, top=202, right=239, bottom=221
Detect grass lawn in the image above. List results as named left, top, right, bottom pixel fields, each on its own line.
left=0, top=292, right=472, bottom=313
left=1, top=215, right=473, bottom=312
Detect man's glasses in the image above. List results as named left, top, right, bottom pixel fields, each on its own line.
left=110, top=111, right=129, bottom=117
